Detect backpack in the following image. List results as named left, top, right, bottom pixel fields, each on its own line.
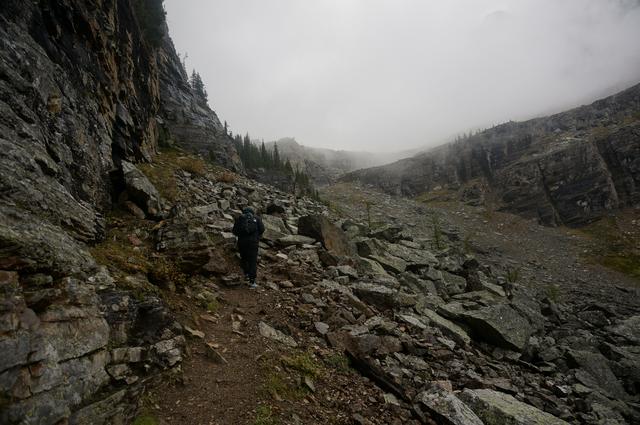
left=238, top=212, right=258, bottom=236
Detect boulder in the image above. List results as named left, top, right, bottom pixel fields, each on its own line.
left=155, top=219, right=227, bottom=274
left=121, top=161, right=164, bottom=219
left=608, top=315, right=640, bottom=344
left=258, top=322, right=297, bottom=348
left=460, top=389, right=570, bottom=425
left=356, top=257, right=390, bottom=277
left=352, top=282, right=417, bottom=310
left=370, top=225, right=404, bottom=242
left=566, top=349, right=628, bottom=399
left=414, top=388, right=484, bottom=425
left=336, top=265, right=359, bottom=279
left=427, top=269, right=467, bottom=297
left=418, top=308, right=471, bottom=347
left=438, top=297, right=533, bottom=351
left=261, top=215, right=290, bottom=242
left=298, top=215, right=354, bottom=256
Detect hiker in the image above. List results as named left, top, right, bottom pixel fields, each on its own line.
left=232, top=207, right=265, bottom=288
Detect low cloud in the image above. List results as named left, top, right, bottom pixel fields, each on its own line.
left=165, top=0, right=640, bottom=151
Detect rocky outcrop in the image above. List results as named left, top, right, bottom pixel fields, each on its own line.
left=343, top=84, right=640, bottom=226
left=0, top=0, right=242, bottom=422
left=155, top=28, right=242, bottom=171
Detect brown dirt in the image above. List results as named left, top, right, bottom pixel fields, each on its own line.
left=144, top=265, right=406, bottom=425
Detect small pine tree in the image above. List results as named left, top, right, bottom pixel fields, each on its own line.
left=189, top=70, right=208, bottom=103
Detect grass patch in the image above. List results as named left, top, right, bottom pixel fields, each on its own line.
left=205, top=299, right=220, bottom=313
left=91, top=234, right=151, bottom=275
left=262, top=371, right=307, bottom=401
left=282, top=351, right=322, bottom=378
left=578, top=216, right=640, bottom=281
left=147, top=256, right=187, bottom=288
left=254, top=405, right=277, bottom=425
left=217, top=170, right=237, bottom=183
left=505, top=267, right=520, bottom=284
left=178, top=157, right=207, bottom=176
left=545, top=283, right=562, bottom=303
left=139, top=148, right=210, bottom=202
left=324, top=353, right=352, bottom=373
left=132, top=414, right=158, bottom=425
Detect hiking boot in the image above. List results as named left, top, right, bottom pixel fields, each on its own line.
left=249, top=280, right=257, bottom=289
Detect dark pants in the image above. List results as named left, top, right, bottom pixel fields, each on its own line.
left=238, top=239, right=259, bottom=281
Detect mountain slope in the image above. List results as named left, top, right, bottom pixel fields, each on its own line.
left=266, top=138, right=416, bottom=184
left=343, top=84, right=640, bottom=226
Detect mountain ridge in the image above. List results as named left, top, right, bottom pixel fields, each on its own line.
left=343, top=82, right=640, bottom=226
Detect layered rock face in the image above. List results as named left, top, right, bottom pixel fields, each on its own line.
left=155, top=25, right=242, bottom=172
left=0, top=1, right=237, bottom=423
left=344, top=84, right=640, bottom=226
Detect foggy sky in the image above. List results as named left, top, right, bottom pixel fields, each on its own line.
left=164, top=0, right=640, bottom=152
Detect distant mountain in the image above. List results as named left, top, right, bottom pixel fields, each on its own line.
left=264, top=138, right=417, bottom=185
left=343, top=83, right=640, bottom=226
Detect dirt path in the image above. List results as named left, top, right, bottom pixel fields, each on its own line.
left=146, top=268, right=407, bottom=425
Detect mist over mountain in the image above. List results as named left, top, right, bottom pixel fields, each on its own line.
left=263, top=138, right=419, bottom=184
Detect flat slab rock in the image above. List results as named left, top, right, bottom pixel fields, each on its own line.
left=460, top=389, right=570, bottom=425
left=438, top=296, right=533, bottom=351
left=414, top=389, right=484, bottom=425
left=258, top=321, right=298, bottom=347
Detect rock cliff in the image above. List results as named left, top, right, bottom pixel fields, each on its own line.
left=343, top=84, right=640, bottom=226
left=0, top=1, right=237, bottom=423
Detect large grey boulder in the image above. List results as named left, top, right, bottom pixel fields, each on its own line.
left=121, top=161, right=165, bottom=219
left=261, top=215, right=290, bottom=242
left=414, top=388, right=484, bottom=425
left=566, top=349, right=628, bottom=399
left=356, top=238, right=407, bottom=274
left=460, top=389, right=570, bottom=425
left=298, top=215, right=354, bottom=256
left=438, top=295, right=534, bottom=351
left=418, top=308, right=471, bottom=347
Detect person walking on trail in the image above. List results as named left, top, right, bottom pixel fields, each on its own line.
left=232, top=207, right=265, bottom=288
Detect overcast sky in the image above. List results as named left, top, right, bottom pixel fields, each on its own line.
left=164, top=0, right=640, bottom=152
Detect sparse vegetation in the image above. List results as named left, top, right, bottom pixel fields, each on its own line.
left=577, top=216, right=640, bottom=281
left=253, top=404, right=277, bottom=425
left=217, top=170, right=236, bottom=183
left=463, top=231, right=476, bottom=254
left=282, top=351, right=321, bottom=379
left=364, top=200, right=373, bottom=231
left=148, top=256, right=187, bottom=288
left=132, top=413, right=158, bottom=425
left=178, top=156, right=207, bottom=176
left=324, top=353, right=352, bottom=373
left=505, top=267, right=520, bottom=284
left=431, top=215, right=443, bottom=250
left=206, top=299, right=219, bottom=313
left=545, top=283, right=562, bottom=302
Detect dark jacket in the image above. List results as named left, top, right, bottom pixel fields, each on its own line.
left=232, top=212, right=265, bottom=244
